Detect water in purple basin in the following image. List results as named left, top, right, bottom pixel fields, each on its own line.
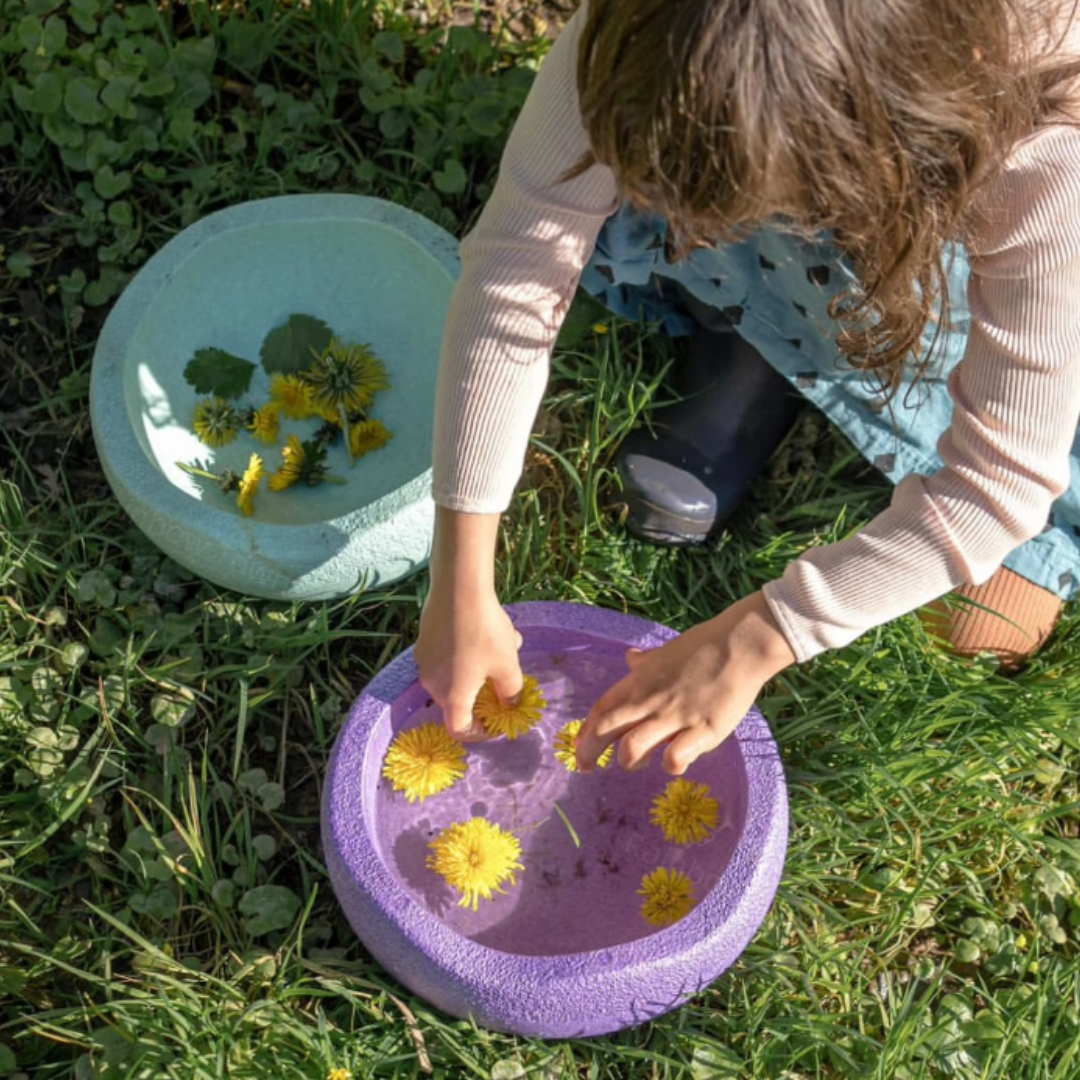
left=370, top=626, right=749, bottom=957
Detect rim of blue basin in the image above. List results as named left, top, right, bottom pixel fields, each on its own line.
left=322, top=600, right=789, bottom=1039
left=89, top=194, right=459, bottom=600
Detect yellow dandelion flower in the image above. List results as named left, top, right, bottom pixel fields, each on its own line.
left=327, top=1070, right=351, bottom=1080
left=315, top=401, right=343, bottom=424
left=269, top=373, right=318, bottom=419
left=472, top=674, right=546, bottom=740
left=236, top=453, right=264, bottom=517
left=427, top=817, right=524, bottom=911
left=348, top=418, right=393, bottom=459
left=268, top=434, right=306, bottom=491
left=382, top=721, right=467, bottom=803
left=553, top=719, right=612, bottom=772
left=192, top=397, right=240, bottom=448
left=268, top=435, right=336, bottom=490
left=304, top=338, right=390, bottom=413
left=650, top=778, right=720, bottom=845
left=246, top=403, right=281, bottom=444
left=639, top=867, right=697, bottom=927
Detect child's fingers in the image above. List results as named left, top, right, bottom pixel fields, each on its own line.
left=615, top=714, right=677, bottom=772
left=661, top=690, right=752, bottom=774
left=489, top=662, right=524, bottom=707
left=660, top=724, right=722, bottom=776
left=442, top=689, right=488, bottom=743
left=577, top=686, right=644, bottom=771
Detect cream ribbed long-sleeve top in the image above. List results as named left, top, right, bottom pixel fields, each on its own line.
left=431, top=6, right=1080, bottom=663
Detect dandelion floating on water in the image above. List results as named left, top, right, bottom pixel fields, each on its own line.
left=553, top=719, right=612, bottom=772
left=348, top=418, right=393, bottom=459
left=304, top=338, right=390, bottom=414
left=236, top=453, right=264, bottom=517
left=267, top=435, right=342, bottom=491
left=269, top=434, right=306, bottom=491
left=246, top=403, right=281, bottom=444
left=650, top=777, right=719, bottom=845
left=192, top=397, right=240, bottom=448
left=638, top=867, right=697, bottom=928
left=269, top=373, right=318, bottom=420
left=382, top=721, right=467, bottom=803
left=472, top=674, right=546, bottom=740
left=427, top=817, right=524, bottom=911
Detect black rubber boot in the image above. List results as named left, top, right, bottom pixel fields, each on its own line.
left=616, top=326, right=803, bottom=545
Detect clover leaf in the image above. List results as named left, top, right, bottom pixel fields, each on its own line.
left=238, top=884, right=301, bottom=936
left=433, top=158, right=467, bottom=194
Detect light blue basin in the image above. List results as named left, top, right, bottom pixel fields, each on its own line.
left=90, top=194, right=460, bottom=599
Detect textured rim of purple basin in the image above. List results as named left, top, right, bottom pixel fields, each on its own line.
left=322, top=601, right=789, bottom=1039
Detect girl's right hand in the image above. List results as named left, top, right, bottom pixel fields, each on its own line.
left=413, top=507, right=523, bottom=741
left=414, top=588, right=524, bottom=741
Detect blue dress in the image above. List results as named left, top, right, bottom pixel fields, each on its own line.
left=579, top=204, right=1080, bottom=602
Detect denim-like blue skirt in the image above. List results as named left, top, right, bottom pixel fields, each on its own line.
left=579, top=204, right=1080, bottom=601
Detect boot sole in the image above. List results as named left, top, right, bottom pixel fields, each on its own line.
left=622, top=494, right=715, bottom=546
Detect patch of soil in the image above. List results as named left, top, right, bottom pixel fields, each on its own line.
left=439, top=0, right=577, bottom=37
left=0, top=172, right=110, bottom=509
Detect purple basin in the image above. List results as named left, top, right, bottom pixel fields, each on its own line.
left=322, top=601, right=788, bottom=1038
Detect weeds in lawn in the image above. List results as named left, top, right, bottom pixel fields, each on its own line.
left=0, top=0, right=547, bottom=311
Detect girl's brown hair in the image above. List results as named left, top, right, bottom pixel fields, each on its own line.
left=573, top=0, right=1080, bottom=399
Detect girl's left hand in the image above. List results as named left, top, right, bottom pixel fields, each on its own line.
left=575, top=591, right=796, bottom=775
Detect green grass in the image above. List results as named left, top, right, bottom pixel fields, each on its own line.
left=2, top=2, right=1080, bottom=1078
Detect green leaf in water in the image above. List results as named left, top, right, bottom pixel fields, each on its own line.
left=183, top=347, right=256, bottom=399
left=260, top=313, right=333, bottom=377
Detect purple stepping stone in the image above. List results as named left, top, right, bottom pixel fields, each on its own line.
left=322, top=601, right=788, bottom=1038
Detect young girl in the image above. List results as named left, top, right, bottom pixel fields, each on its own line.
left=414, top=0, right=1080, bottom=775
